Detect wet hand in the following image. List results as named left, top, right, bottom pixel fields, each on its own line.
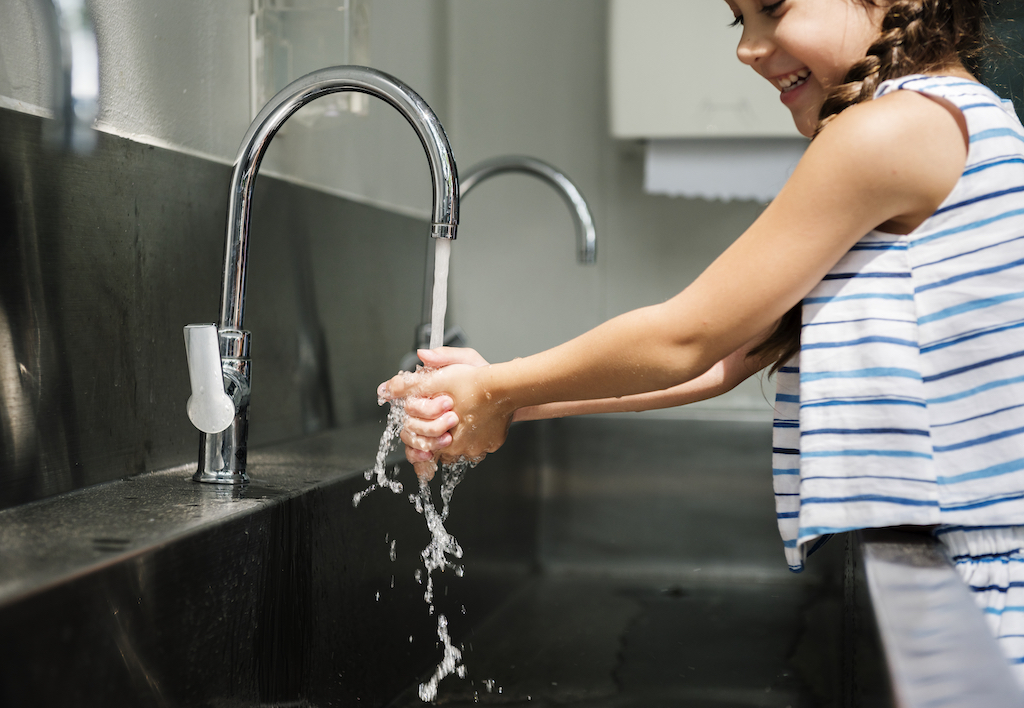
left=379, top=347, right=492, bottom=470
left=380, top=361, right=514, bottom=468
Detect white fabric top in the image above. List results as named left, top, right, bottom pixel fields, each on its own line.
left=773, top=75, right=1024, bottom=571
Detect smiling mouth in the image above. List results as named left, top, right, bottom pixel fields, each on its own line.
left=776, top=69, right=811, bottom=93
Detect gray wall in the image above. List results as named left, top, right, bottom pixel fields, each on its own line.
left=0, top=0, right=787, bottom=508
left=445, top=1, right=773, bottom=417
left=0, top=107, right=431, bottom=509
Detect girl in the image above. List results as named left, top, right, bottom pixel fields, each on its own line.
left=382, top=0, right=1024, bottom=683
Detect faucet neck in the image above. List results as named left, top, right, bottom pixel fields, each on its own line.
left=218, top=65, right=459, bottom=330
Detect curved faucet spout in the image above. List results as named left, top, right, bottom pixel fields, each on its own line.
left=219, top=65, right=460, bottom=331
left=189, top=66, right=458, bottom=484
left=460, top=156, right=596, bottom=264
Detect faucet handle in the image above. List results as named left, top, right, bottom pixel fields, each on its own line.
left=184, top=324, right=236, bottom=434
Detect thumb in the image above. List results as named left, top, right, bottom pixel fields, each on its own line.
left=378, top=370, right=424, bottom=401
left=417, top=346, right=489, bottom=369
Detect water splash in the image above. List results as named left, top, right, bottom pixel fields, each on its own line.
left=418, top=614, right=466, bottom=702
left=357, top=359, right=482, bottom=701
left=409, top=462, right=471, bottom=609
left=352, top=397, right=407, bottom=507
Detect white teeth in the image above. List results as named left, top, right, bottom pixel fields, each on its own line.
left=778, top=69, right=810, bottom=91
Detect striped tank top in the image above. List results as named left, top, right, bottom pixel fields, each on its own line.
left=773, top=75, right=1024, bottom=572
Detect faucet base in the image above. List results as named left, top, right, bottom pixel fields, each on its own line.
left=192, top=469, right=250, bottom=485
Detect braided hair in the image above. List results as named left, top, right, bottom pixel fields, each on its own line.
left=749, top=0, right=988, bottom=374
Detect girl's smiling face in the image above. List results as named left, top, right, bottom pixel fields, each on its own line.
left=724, top=0, right=888, bottom=137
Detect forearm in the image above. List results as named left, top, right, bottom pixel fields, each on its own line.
left=511, top=338, right=768, bottom=421
left=480, top=305, right=716, bottom=416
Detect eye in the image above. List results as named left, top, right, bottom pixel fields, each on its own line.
left=761, top=0, right=785, bottom=17
left=728, top=15, right=743, bottom=27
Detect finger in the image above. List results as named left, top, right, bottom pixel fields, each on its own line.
left=378, top=370, right=421, bottom=401
left=406, top=411, right=459, bottom=438
left=417, top=346, right=489, bottom=369
left=414, top=459, right=437, bottom=481
left=405, top=445, right=434, bottom=464
left=400, top=427, right=452, bottom=453
left=404, top=395, right=453, bottom=420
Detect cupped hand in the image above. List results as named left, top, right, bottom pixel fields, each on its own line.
left=379, top=347, right=491, bottom=469
left=379, top=351, right=513, bottom=475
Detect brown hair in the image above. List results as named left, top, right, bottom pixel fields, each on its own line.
left=748, top=0, right=989, bottom=374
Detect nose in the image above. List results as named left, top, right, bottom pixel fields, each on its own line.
left=736, top=23, right=771, bottom=66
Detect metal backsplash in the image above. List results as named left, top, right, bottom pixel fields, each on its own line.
left=0, top=107, right=428, bottom=510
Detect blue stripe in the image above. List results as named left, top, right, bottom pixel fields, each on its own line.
left=915, top=256, right=1024, bottom=294
left=932, top=402, right=1024, bottom=429
left=934, top=524, right=1024, bottom=536
left=801, top=494, right=938, bottom=507
left=775, top=393, right=799, bottom=403
left=822, top=271, right=910, bottom=281
left=920, top=319, right=1024, bottom=355
left=910, top=207, right=1024, bottom=249
left=772, top=469, right=799, bottom=476
left=801, top=335, right=917, bottom=351
left=923, top=349, right=1024, bottom=383
left=933, top=184, right=1024, bottom=216
left=850, top=242, right=906, bottom=251
left=801, top=427, right=929, bottom=437
left=943, top=490, right=1024, bottom=512
left=938, top=457, right=1024, bottom=485
left=915, top=233, right=1024, bottom=273
left=800, top=524, right=867, bottom=536
left=970, top=582, right=1024, bottom=593
left=983, top=606, right=1024, bottom=616
left=777, top=511, right=799, bottom=519
left=964, top=156, right=1024, bottom=176
left=918, top=290, right=1024, bottom=325
left=960, top=101, right=1001, bottom=111
left=969, top=127, right=1024, bottom=145
left=803, top=316, right=916, bottom=328
left=933, top=425, right=1024, bottom=453
left=804, top=293, right=913, bottom=305
left=773, top=447, right=800, bottom=455
left=801, top=367, right=921, bottom=382
left=927, top=373, right=1024, bottom=405
left=803, top=449, right=932, bottom=459
left=802, top=474, right=935, bottom=484
left=779, top=366, right=799, bottom=374
left=801, top=397, right=926, bottom=409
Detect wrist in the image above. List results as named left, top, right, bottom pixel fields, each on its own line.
left=480, top=361, right=522, bottom=420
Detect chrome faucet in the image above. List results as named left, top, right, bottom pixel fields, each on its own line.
left=408, top=155, right=596, bottom=357
left=461, top=156, right=595, bottom=264
left=184, top=66, right=459, bottom=484
left=42, top=0, right=99, bottom=153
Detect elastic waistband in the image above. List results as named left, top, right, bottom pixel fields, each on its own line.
left=934, top=525, right=1024, bottom=558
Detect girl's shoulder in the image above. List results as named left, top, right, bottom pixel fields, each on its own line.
left=803, top=85, right=968, bottom=233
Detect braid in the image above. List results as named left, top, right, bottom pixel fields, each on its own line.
left=750, top=0, right=988, bottom=374
left=815, top=0, right=985, bottom=136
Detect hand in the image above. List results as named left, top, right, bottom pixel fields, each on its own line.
left=380, top=351, right=513, bottom=476
left=390, top=347, right=491, bottom=467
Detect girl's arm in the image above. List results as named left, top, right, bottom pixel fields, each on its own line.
left=387, top=90, right=968, bottom=463
left=512, top=336, right=771, bottom=420
left=399, top=339, right=769, bottom=464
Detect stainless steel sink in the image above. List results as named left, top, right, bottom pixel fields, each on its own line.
left=6, top=417, right=1002, bottom=707
left=0, top=421, right=540, bottom=707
